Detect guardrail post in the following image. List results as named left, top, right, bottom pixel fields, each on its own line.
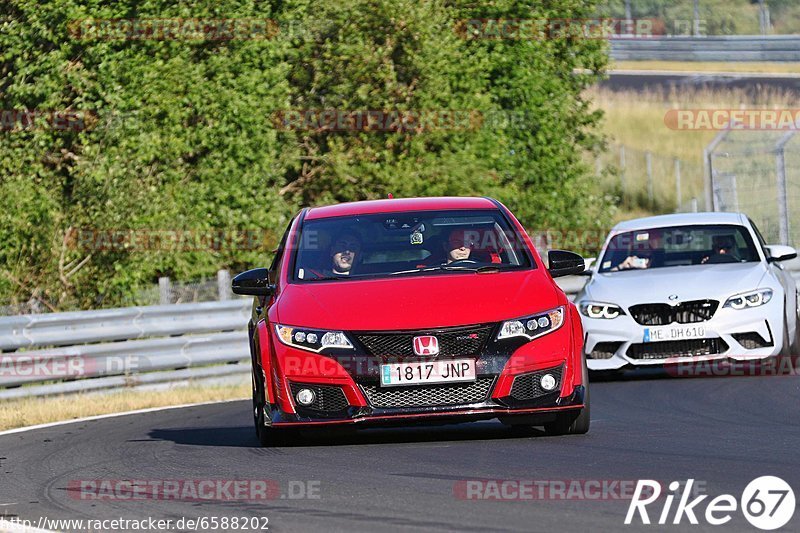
left=158, top=277, right=171, bottom=305
left=691, top=197, right=698, bottom=213
left=217, top=270, right=231, bottom=301
left=619, top=145, right=626, bottom=196
left=646, top=151, right=653, bottom=207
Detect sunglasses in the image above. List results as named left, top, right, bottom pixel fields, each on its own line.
left=448, top=239, right=474, bottom=248
left=333, top=240, right=361, bottom=252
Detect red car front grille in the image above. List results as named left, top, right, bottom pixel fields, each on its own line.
left=354, top=324, right=494, bottom=357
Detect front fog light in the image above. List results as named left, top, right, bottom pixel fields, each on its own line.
left=540, top=374, right=556, bottom=391
left=295, top=388, right=316, bottom=406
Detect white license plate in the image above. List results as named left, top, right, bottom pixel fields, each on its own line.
left=380, top=359, right=476, bottom=387
left=643, top=325, right=706, bottom=342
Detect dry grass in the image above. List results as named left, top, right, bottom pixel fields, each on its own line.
left=0, top=382, right=249, bottom=432
left=589, top=85, right=800, bottom=214
left=613, top=61, right=800, bottom=75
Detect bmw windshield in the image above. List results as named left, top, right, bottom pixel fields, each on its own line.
left=292, top=209, right=533, bottom=281
left=598, top=224, right=760, bottom=273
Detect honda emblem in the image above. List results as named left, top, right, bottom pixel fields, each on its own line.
left=413, top=335, right=440, bottom=356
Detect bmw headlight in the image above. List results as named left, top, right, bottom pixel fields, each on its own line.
left=496, top=306, right=564, bottom=341
left=578, top=301, right=624, bottom=319
left=275, top=325, right=354, bottom=352
left=723, top=289, right=773, bottom=310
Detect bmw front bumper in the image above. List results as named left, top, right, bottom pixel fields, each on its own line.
left=583, top=298, right=784, bottom=371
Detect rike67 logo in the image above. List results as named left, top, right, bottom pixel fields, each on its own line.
left=626, top=477, right=795, bottom=530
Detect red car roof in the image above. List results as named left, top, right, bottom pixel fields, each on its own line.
left=305, top=197, right=498, bottom=220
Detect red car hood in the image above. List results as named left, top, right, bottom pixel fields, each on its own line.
left=275, top=270, right=560, bottom=331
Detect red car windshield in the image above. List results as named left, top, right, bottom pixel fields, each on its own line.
left=292, top=209, right=533, bottom=281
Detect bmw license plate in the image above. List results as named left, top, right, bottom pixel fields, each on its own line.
left=380, top=359, right=476, bottom=387
left=643, top=325, right=706, bottom=342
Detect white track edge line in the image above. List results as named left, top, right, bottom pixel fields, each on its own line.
left=0, top=398, right=247, bottom=437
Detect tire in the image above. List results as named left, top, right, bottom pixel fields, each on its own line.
left=251, top=354, right=286, bottom=447
left=544, top=356, right=590, bottom=436
left=255, top=404, right=273, bottom=447
left=776, top=317, right=796, bottom=375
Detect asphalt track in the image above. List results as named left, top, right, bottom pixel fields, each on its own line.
left=604, top=71, right=800, bottom=94
left=1, top=372, right=798, bottom=532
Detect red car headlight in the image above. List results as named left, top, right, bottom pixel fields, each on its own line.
left=275, top=324, right=355, bottom=353
left=496, top=306, right=565, bottom=342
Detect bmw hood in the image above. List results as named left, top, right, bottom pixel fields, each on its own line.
left=580, top=262, right=771, bottom=308
left=275, top=270, right=561, bottom=331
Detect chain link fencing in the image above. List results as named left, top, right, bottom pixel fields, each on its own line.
left=707, top=130, right=800, bottom=246
left=595, top=143, right=704, bottom=214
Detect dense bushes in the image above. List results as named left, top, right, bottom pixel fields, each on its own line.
left=0, top=0, right=611, bottom=310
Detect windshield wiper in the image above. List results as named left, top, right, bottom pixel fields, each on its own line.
left=388, top=267, right=442, bottom=276
left=441, top=265, right=502, bottom=273
left=389, top=265, right=503, bottom=276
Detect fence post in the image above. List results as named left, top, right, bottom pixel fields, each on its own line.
left=775, top=131, right=796, bottom=245
left=158, top=277, right=171, bottom=305
left=619, top=145, right=626, bottom=196
left=674, top=158, right=682, bottom=210
left=691, top=197, right=698, bottom=213
left=704, top=130, right=729, bottom=212
left=646, top=151, right=653, bottom=206
left=217, top=269, right=231, bottom=301
left=693, top=0, right=701, bottom=36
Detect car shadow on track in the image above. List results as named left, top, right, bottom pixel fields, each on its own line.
left=147, top=421, right=558, bottom=449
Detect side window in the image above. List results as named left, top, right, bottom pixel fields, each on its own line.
left=269, top=218, right=295, bottom=284
left=748, top=218, right=769, bottom=258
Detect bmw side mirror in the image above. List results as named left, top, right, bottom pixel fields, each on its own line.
left=765, top=244, right=798, bottom=263
left=232, top=268, right=274, bottom=296
left=548, top=250, right=586, bottom=278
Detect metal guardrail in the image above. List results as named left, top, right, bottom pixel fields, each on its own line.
left=610, top=36, right=800, bottom=62
left=0, top=300, right=251, bottom=399
left=2, top=259, right=798, bottom=399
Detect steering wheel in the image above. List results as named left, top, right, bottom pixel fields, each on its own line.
left=704, top=253, right=739, bottom=264
left=447, top=259, right=479, bottom=267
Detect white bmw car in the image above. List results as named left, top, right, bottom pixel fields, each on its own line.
left=576, top=212, right=799, bottom=371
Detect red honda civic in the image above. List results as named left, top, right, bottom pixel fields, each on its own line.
left=233, top=197, right=589, bottom=445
